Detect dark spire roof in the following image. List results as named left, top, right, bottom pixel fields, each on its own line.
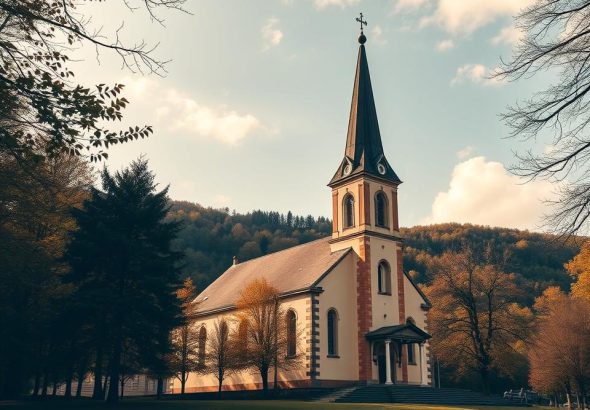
left=328, top=35, right=401, bottom=187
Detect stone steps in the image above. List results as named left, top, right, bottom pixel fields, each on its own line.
left=314, top=386, right=358, bottom=403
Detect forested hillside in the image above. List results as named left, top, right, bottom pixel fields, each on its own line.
left=402, top=224, right=580, bottom=306
left=170, top=201, right=580, bottom=304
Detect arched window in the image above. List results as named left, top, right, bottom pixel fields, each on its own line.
left=375, top=191, right=389, bottom=227
left=198, top=326, right=207, bottom=366
left=327, top=309, right=339, bottom=357
left=377, top=261, right=392, bottom=294
left=343, top=194, right=355, bottom=229
left=286, top=310, right=297, bottom=357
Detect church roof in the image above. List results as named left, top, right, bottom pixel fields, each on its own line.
left=193, top=238, right=351, bottom=316
left=329, top=36, right=401, bottom=187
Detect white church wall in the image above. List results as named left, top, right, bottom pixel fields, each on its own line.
left=315, top=251, right=359, bottom=383
left=371, top=236, right=400, bottom=383
left=404, top=277, right=432, bottom=386
left=174, top=295, right=309, bottom=393
left=369, top=236, right=401, bottom=331
left=53, top=374, right=162, bottom=397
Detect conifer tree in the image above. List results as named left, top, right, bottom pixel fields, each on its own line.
left=65, top=158, right=183, bottom=403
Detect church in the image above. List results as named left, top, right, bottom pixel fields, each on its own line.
left=173, top=24, right=432, bottom=393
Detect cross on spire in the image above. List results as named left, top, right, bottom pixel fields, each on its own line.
left=356, top=12, right=367, bottom=33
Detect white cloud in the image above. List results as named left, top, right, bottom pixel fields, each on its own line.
left=420, top=0, right=534, bottom=35
left=393, top=0, right=428, bottom=13
left=124, top=77, right=267, bottom=146
left=371, top=25, right=388, bottom=45
left=261, top=18, right=283, bottom=50
left=435, top=39, right=454, bottom=52
left=456, top=146, right=474, bottom=159
left=491, top=25, right=522, bottom=46
left=451, top=64, right=503, bottom=87
left=423, top=157, right=555, bottom=231
left=314, top=0, right=360, bottom=9
left=158, top=96, right=262, bottom=145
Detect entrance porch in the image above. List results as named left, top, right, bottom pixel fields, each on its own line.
left=366, top=322, right=431, bottom=385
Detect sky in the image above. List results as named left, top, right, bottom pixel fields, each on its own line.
left=72, top=0, right=558, bottom=231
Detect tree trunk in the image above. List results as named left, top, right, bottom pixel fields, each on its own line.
left=217, top=368, right=224, bottom=400
left=64, top=374, right=72, bottom=398
left=76, top=377, right=84, bottom=397
left=92, top=347, right=104, bottom=400
left=120, top=377, right=125, bottom=399
left=41, top=374, right=48, bottom=397
left=181, top=370, right=186, bottom=395
left=273, top=297, right=278, bottom=392
left=156, top=377, right=163, bottom=400
left=32, top=372, right=41, bottom=396
left=51, top=382, right=57, bottom=396
left=479, top=366, right=490, bottom=395
left=261, top=366, right=269, bottom=395
left=106, top=340, right=121, bottom=404
left=75, top=358, right=87, bottom=398
left=273, top=361, right=278, bottom=391
left=102, top=375, right=109, bottom=398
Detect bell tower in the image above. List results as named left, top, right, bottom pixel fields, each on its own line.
left=328, top=22, right=402, bottom=243
left=328, top=17, right=408, bottom=384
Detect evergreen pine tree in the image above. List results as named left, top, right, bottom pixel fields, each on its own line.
left=65, top=159, right=184, bottom=403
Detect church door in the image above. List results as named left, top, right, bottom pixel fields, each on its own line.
left=378, top=355, right=386, bottom=384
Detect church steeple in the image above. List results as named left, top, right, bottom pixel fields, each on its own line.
left=328, top=30, right=401, bottom=187
left=328, top=18, right=409, bottom=386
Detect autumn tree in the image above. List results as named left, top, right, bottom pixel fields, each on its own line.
left=204, top=319, right=238, bottom=397
left=565, top=240, right=590, bottom=302
left=424, top=249, right=534, bottom=393
left=529, top=297, right=590, bottom=407
left=533, top=286, right=568, bottom=319
left=234, top=278, right=301, bottom=394
left=496, top=0, right=590, bottom=236
left=0, top=151, right=92, bottom=398
left=170, top=278, right=199, bottom=395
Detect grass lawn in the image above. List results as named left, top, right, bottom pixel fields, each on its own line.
left=0, top=398, right=550, bottom=410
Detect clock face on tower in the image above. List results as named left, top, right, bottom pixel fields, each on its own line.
left=343, top=162, right=352, bottom=176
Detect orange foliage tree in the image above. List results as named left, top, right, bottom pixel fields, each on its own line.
left=233, top=278, right=301, bottom=393
left=169, top=278, right=199, bottom=395
left=529, top=297, right=590, bottom=407
left=566, top=241, right=590, bottom=303
left=533, top=286, right=567, bottom=320
left=203, top=319, right=239, bottom=397
left=423, top=250, right=533, bottom=393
